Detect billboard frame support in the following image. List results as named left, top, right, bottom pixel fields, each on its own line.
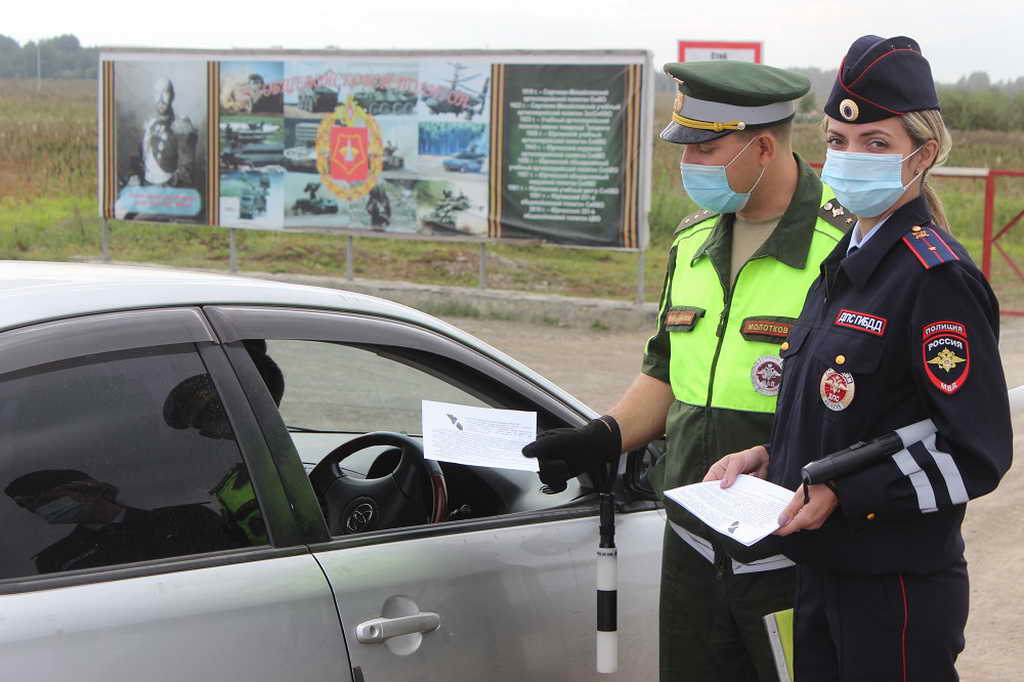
left=479, top=242, right=489, bottom=290
left=346, top=235, right=355, bottom=281
left=228, top=228, right=238, bottom=273
left=101, top=219, right=110, bottom=263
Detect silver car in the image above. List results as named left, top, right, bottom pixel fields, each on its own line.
left=0, top=262, right=663, bottom=681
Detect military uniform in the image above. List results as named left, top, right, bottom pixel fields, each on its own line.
left=763, top=36, right=1013, bottom=681
left=645, top=158, right=851, bottom=681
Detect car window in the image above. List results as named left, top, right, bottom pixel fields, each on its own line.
left=0, top=345, right=266, bottom=581
left=270, top=339, right=488, bottom=434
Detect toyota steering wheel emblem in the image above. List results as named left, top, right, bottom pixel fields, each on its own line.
left=346, top=502, right=376, bottom=533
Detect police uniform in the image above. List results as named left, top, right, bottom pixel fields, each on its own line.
left=765, top=36, right=1013, bottom=681
left=647, top=62, right=853, bottom=682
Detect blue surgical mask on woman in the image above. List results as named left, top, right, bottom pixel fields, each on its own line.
left=820, top=147, right=924, bottom=218
left=679, top=136, right=766, bottom=214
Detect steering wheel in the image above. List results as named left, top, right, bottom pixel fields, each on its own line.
left=309, top=432, right=448, bottom=535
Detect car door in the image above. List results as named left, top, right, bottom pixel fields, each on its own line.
left=207, top=305, right=663, bottom=682
left=0, top=308, right=351, bottom=682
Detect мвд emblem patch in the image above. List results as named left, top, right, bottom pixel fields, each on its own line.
left=820, top=368, right=855, bottom=411
left=922, top=321, right=970, bottom=394
left=751, top=355, right=784, bottom=396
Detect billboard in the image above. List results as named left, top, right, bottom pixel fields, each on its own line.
left=99, top=50, right=653, bottom=249
left=677, top=41, right=762, bottom=64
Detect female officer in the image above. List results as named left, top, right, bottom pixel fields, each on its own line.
left=704, top=35, right=1013, bottom=681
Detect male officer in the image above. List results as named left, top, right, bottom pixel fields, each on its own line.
left=524, top=61, right=853, bottom=681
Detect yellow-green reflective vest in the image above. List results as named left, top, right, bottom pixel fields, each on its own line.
left=644, top=163, right=851, bottom=527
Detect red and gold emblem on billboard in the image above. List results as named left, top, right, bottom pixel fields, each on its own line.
left=315, top=96, right=383, bottom=201
left=329, top=127, right=368, bottom=182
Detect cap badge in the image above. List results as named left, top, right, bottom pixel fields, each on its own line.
left=839, top=98, right=860, bottom=121
left=820, top=368, right=855, bottom=411
left=673, top=92, right=685, bottom=116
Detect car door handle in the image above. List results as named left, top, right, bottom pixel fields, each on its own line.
left=355, top=612, right=440, bottom=643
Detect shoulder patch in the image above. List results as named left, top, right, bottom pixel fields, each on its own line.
left=901, top=224, right=960, bottom=269
left=674, top=209, right=717, bottom=235
left=818, top=198, right=856, bottom=233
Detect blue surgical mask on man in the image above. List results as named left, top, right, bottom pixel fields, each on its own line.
left=679, top=135, right=766, bottom=214
left=33, top=496, right=85, bottom=524
left=821, top=147, right=924, bottom=218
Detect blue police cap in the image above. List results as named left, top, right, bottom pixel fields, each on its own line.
left=824, top=35, right=939, bottom=123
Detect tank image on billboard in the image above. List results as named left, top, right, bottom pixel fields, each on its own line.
left=343, top=62, right=419, bottom=117
left=220, top=61, right=284, bottom=116
left=376, top=118, right=419, bottom=177
left=417, top=61, right=491, bottom=122
left=284, top=61, right=340, bottom=119
left=220, top=116, right=285, bottom=171
left=219, top=169, right=284, bottom=230
left=418, top=121, right=488, bottom=181
left=113, top=61, right=208, bottom=223
left=416, top=179, right=487, bottom=237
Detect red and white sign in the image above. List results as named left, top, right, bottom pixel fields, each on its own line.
left=677, top=41, right=763, bottom=64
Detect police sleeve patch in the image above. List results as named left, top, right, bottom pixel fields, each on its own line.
left=674, top=209, right=717, bottom=235
left=922, top=321, right=970, bottom=394
left=902, top=225, right=960, bottom=269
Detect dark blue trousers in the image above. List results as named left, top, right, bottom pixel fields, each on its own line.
left=794, top=562, right=968, bottom=681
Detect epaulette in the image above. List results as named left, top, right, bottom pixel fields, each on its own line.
left=818, top=198, right=856, bottom=232
left=674, top=208, right=717, bottom=235
left=901, top=224, right=960, bottom=269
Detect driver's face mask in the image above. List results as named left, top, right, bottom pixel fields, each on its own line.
left=33, top=496, right=85, bottom=525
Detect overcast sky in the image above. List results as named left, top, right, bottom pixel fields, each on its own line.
left=6, top=0, right=1021, bottom=82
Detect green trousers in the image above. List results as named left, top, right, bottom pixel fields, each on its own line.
left=660, top=524, right=795, bottom=682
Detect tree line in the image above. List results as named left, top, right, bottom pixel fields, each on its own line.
left=4, top=34, right=1022, bottom=131
left=0, top=34, right=98, bottom=79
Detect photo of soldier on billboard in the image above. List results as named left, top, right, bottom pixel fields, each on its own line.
left=113, top=61, right=207, bottom=223
left=220, top=61, right=284, bottom=116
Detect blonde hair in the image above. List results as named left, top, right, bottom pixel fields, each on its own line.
left=901, top=109, right=953, bottom=231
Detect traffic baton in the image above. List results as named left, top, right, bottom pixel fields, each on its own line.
left=596, top=458, right=618, bottom=674
left=803, top=384, right=1023, bottom=486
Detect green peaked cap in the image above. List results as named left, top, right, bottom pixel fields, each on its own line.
left=661, top=61, right=810, bottom=144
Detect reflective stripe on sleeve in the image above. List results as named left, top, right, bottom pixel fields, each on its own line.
left=892, top=450, right=939, bottom=513
left=921, top=433, right=969, bottom=505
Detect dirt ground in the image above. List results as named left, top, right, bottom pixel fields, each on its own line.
left=447, top=314, right=1024, bottom=682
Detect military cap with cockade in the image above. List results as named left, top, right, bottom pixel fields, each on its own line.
left=825, top=35, right=939, bottom=124
left=660, top=61, right=811, bottom=144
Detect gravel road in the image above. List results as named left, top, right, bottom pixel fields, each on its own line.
left=446, top=314, right=1024, bottom=682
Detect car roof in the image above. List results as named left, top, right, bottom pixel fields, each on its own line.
left=0, top=261, right=593, bottom=418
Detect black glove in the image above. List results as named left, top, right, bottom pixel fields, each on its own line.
left=522, top=417, right=622, bottom=492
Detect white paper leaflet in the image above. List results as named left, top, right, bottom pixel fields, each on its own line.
left=663, top=475, right=795, bottom=547
left=422, top=400, right=538, bottom=472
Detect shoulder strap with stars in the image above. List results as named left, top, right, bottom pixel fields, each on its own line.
left=673, top=208, right=717, bottom=236
left=901, top=224, right=960, bottom=269
left=818, top=198, right=856, bottom=233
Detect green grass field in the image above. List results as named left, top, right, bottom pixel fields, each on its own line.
left=1, top=78, right=1022, bottom=309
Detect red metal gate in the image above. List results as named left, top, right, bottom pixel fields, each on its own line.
left=982, top=169, right=1024, bottom=316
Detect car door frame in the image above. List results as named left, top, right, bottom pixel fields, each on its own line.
left=0, top=306, right=314, bottom=595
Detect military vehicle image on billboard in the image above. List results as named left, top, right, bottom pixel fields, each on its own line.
left=283, top=121, right=319, bottom=172
left=219, top=119, right=285, bottom=171
left=298, top=87, right=339, bottom=113
left=353, top=86, right=418, bottom=116
left=290, top=182, right=338, bottom=215
left=420, top=63, right=490, bottom=121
